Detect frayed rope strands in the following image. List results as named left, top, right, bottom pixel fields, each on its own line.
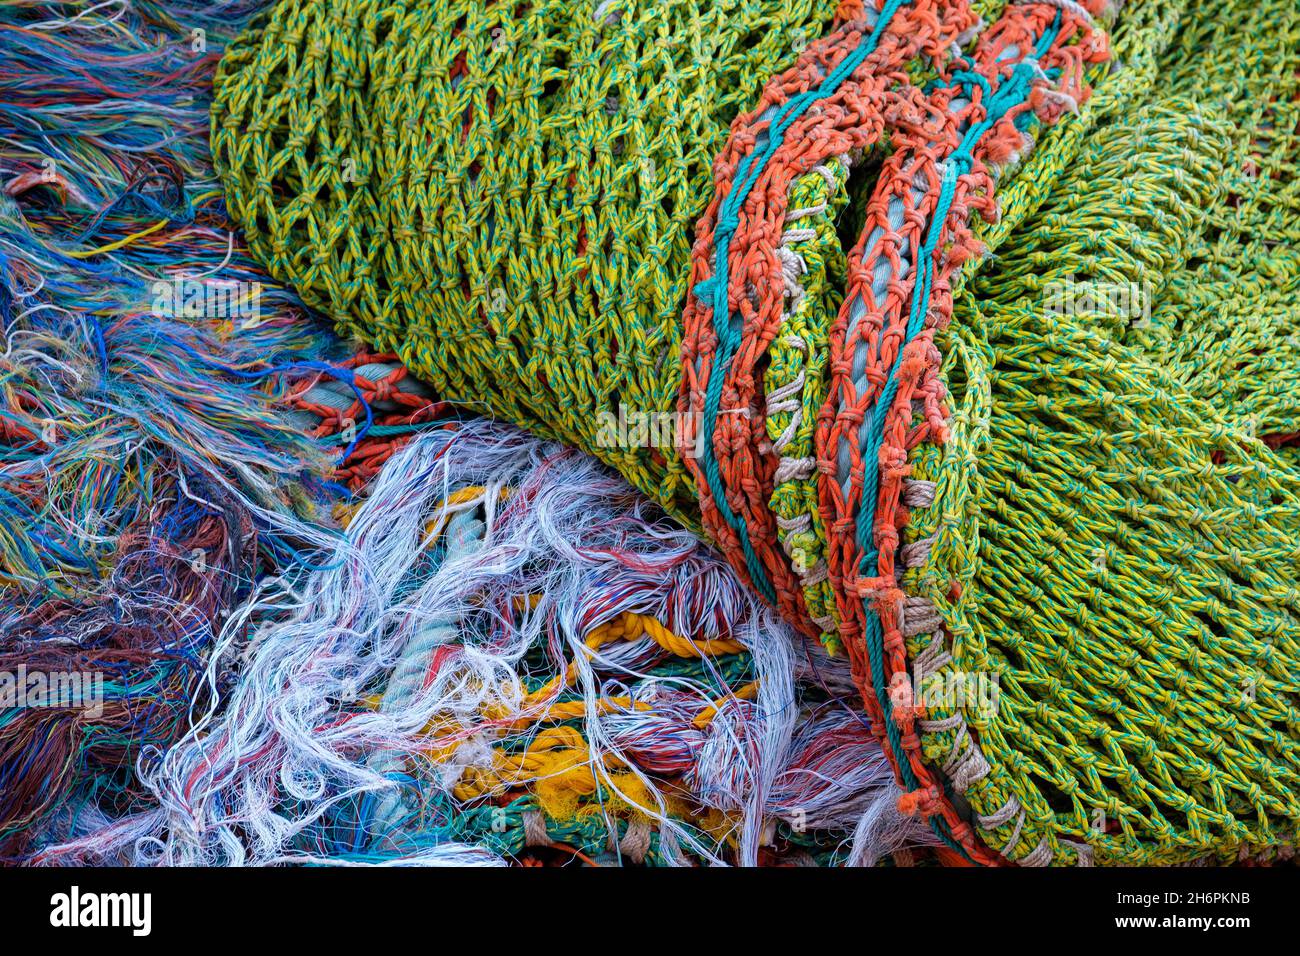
left=33, top=421, right=937, bottom=867
left=0, top=0, right=398, bottom=857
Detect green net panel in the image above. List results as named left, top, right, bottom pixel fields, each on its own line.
left=212, top=0, right=1300, bottom=865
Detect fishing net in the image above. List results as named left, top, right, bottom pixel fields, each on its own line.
left=209, top=0, right=1300, bottom=866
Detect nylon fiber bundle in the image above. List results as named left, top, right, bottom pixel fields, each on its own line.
left=211, top=0, right=1300, bottom=867
left=0, top=0, right=364, bottom=857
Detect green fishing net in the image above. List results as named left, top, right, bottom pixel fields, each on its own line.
left=211, top=0, right=1300, bottom=865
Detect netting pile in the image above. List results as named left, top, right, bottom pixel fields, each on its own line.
left=205, top=0, right=1300, bottom=866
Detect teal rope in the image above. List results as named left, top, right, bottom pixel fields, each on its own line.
left=854, top=14, right=1063, bottom=859
left=693, top=0, right=912, bottom=603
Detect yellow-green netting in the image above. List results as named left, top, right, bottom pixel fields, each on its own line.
left=211, top=0, right=1300, bottom=864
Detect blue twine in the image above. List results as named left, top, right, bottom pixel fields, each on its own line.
left=176, top=347, right=375, bottom=463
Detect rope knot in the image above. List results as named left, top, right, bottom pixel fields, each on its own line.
left=897, top=785, right=943, bottom=818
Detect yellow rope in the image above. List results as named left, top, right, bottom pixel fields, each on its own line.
left=521, top=611, right=744, bottom=709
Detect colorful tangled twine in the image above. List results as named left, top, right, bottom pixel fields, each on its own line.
left=34, top=421, right=935, bottom=866
left=3, top=0, right=1300, bottom=868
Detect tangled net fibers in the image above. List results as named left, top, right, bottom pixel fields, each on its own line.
left=210, top=0, right=1300, bottom=866
left=0, top=0, right=366, bottom=858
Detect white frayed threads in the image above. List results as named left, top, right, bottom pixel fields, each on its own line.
left=33, top=422, right=926, bottom=867
left=769, top=708, right=939, bottom=865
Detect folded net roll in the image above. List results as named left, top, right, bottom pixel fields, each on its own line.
left=212, top=0, right=1300, bottom=864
